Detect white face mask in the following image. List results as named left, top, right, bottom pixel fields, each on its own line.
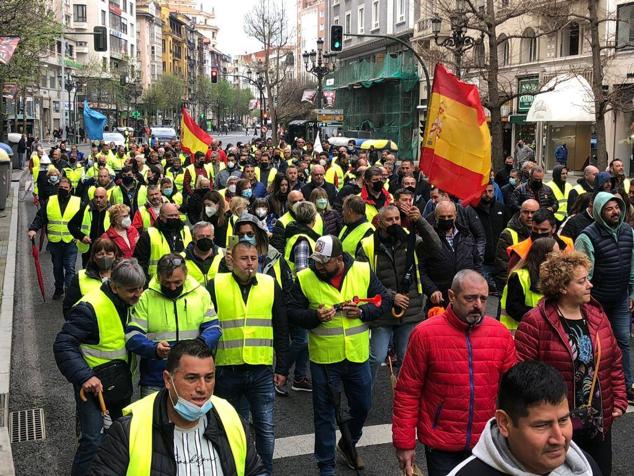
left=205, top=205, right=217, bottom=217
left=255, top=207, right=268, bottom=218
left=121, top=216, right=132, bottom=229
left=227, top=161, right=235, bottom=168
left=319, top=159, right=327, bottom=167
left=228, top=184, right=236, bottom=194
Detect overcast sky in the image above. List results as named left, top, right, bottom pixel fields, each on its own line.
left=214, top=0, right=297, bottom=57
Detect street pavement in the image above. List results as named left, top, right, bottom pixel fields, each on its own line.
left=8, top=193, right=634, bottom=475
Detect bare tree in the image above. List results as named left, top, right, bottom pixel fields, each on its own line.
left=244, top=0, right=294, bottom=145
left=275, top=79, right=316, bottom=125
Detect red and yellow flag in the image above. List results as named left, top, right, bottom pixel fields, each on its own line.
left=420, top=64, right=491, bottom=202
left=180, top=107, right=212, bottom=156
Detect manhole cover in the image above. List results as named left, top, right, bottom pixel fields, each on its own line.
left=9, top=408, right=46, bottom=443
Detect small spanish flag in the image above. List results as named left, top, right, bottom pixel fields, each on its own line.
left=420, top=64, right=491, bottom=203
left=180, top=107, right=212, bottom=157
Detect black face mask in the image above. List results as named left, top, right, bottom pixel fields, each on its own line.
left=505, top=163, right=513, bottom=171
left=386, top=223, right=405, bottom=240
left=196, top=237, right=214, bottom=252
left=58, top=188, right=70, bottom=199
left=530, top=180, right=542, bottom=191
left=371, top=181, right=384, bottom=193
left=122, top=175, right=135, bottom=186
left=530, top=231, right=551, bottom=241
left=161, top=284, right=183, bottom=299
left=164, top=218, right=183, bottom=230
left=406, top=186, right=416, bottom=194
left=437, top=218, right=455, bottom=231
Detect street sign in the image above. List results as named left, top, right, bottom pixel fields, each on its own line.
left=131, top=111, right=141, bottom=119
left=317, top=113, right=344, bottom=122
left=315, top=108, right=343, bottom=114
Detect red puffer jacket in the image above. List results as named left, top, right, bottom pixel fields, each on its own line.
left=515, top=298, right=628, bottom=432
left=392, top=306, right=516, bottom=452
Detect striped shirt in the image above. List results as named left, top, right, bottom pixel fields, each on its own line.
left=174, top=417, right=224, bottom=476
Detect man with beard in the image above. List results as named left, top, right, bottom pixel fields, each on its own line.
left=134, top=203, right=192, bottom=278
left=393, top=270, right=516, bottom=476
left=69, top=186, right=111, bottom=266
left=111, top=166, right=147, bottom=216
left=132, top=184, right=166, bottom=233
left=609, top=158, right=630, bottom=195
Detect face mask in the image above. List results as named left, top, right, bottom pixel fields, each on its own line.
left=165, top=218, right=183, bottom=230
left=406, top=186, right=416, bottom=194
left=169, top=375, right=213, bottom=422
left=95, top=255, right=115, bottom=271
left=163, top=188, right=173, bottom=197
left=371, top=181, right=384, bottom=193
left=121, top=216, right=132, bottom=229
left=205, top=205, right=217, bottom=217
left=196, top=160, right=204, bottom=167
left=196, top=237, right=214, bottom=252
left=261, top=163, right=269, bottom=169
left=57, top=188, right=70, bottom=199
left=161, top=284, right=184, bottom=299
left=242, top=189, right=253, bottom=199
left=122, top=175, right=135, bottom=186
left=227, top=161, right=235, bottom=169
left=530, top=180, right=542, bottom=191
left=255, top=207, right=268, bottom=218
left=319, top=159, right=327, bottom=167
left=437, top=218, right=455, bottom=231
left=530, top=231, right=550, bottom=241
left=49, top=175, right=60, bottom=184
left=386, top=223, right=405, bottom=239
left=316, top=198, right=329, bottom=210
left=228, top=184, right=236, bottom=194
left=239, top=234, right=257, bottom=246
left=509, top=177, right=517, bottom=186
left=69, top=156, right=77, bottom=163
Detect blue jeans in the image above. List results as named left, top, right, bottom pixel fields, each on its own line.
left=310, top=360, right=372, bottom=476
left=288, top=324, right=309, bottom=380
left=140, top=385, right=162, bottom=398
left=71, top=385, right=127, bottom=476
left=424, top=446, right=471, bottom=476
left=47, top=241, right=77, bottom=293
left=369, top=323, right=417, bottom=384
left=603, top=298, right=633, bottom=387
left=214, top=365, right=275, bottom=474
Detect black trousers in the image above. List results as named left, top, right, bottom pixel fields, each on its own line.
left=574, top=429, right=612, bottom=476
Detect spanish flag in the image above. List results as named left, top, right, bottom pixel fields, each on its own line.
left=420, top=64, right=491, bottom=202
left=180, top=107, right=212, bottom=156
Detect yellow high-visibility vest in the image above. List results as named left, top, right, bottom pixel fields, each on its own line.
left=77, top=269, right=102, bottom=297
left=76, top=206, right=111, bottom=253
left=185, top=250, right=225, bottom=287
left=500, top=268, right=543, bottom=330
left=284, top=233, right=316, bottom=277
left=147, top=226, right=192, bottom=276
left=46, top=195, right=81, bottom=243
left=546, top=181, right=572, bottom=222
left=338, top=221, right=374, bottom=256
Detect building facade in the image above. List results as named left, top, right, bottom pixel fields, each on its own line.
left=296, top=0, right=327, bottom=82
left=136, top=0, right=163, bottom=91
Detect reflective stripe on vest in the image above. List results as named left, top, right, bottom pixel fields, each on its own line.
left=46, top=195, right=81, bottom=243
left=77, top=207, right=111, bottom=253
left=338, top=222, right=374, bottom=256
left=124, top=392, right=246, bottom=476
left=360, top=233, right=423, bottom=294
left=297, top=262, right=371, bottom=364
left=254, top=166, right=277, bottom=185
left=214, top=273, right=275, bottom=366
left=499, top=268, right=543, bottom=331
left=77, top=270, right=102, bottom=297
left=284, top=233, right=316, bottom=277
left=79, top=289, right=128, bottom=368
left=185, top=250, right=225, bottom=286
left=546, top=181, right=572, bottom=221
left=147, top=226, right=192, bottom=276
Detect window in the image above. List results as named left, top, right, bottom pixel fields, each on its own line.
left=358, top=6, right=365, bottom=33
left=561, top=22, right=580, bottom=56
left=49, top=75, right=56, bottom=89
left=474, top=42, right=485, bottom=67
left=122, top=0, right=127, bottom=12
left=498, top=34, right=510, bottom=66
left=41, top=75, right=47, bottom=88
left=372, top=1, right=380, bottom=29
left=344, top=11, right=351, bottom=34
left=151, top=45, right=156, bottom=58
left=397, top=0, right=405, bottom=23
left=129, top=2, right=133, bottom=15
left=520, top=28, right=537, bottom=63
left=65, top=14, right=71, bottom=26
left=617, top=3, right=634, bottom=49
left=73, top=4, right=87, bottom=22
left=53, top=101, right=60, bottom=113
left=101, top=10, right=106, bottom=26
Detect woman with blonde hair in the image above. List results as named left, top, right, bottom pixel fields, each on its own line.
left=515, top=251, right=627, bottom=475
left=225, top=196, right=249, bottom=246
left=102, top=203, right=139, bottom=258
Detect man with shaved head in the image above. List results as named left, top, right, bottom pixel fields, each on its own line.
left=419, top=200, right=480, bottom=305
left=301, top=163, right=338, bottom=204
left=568, top=165, right=599, bottom=210
left=134, top=202, right=192, bottom=277
left=69, top=186, right=111, bottom=266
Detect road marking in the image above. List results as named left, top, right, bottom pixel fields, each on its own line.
left=274, top=423, right=392, bottom=459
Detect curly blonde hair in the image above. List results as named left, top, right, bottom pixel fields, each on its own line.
left=538, top=251, right=591, bottom=300
left=108, top=203, right=130, bottom=223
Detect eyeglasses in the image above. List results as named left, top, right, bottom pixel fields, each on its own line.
left=162, top=257, right=184, bottom=267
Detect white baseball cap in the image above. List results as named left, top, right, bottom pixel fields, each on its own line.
left=310, top=235, right=343, bottom=264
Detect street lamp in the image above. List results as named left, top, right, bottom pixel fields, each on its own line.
left=431, top=8, right=482, bottom=79
left=58, top=72, right=75, bottom=142
left=303, top=37, right=337, bottom=110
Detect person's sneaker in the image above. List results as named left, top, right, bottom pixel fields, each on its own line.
left=337, top=438, right=364, bottom=470
left=291, top=377, right=312, bottom=392
left=628, top=386, right=634, bottom=405
left=274, top=383, right=289, bottom=397
left=52, top=290, right=64, bottom=300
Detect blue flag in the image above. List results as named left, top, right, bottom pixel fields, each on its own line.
left=83, top=100, right=107, bottom=140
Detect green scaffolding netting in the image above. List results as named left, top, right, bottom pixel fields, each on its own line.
left=326, top=52, right=419, bottom=159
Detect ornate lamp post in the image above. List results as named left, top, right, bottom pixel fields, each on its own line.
left=58, top=72, right=75, bottom=141
left=302, top=38, right=336, bottom=109
left=246, top=68, right=266, bottom=139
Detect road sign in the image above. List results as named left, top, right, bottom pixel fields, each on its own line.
left=317, top=113, right=344, bottom=122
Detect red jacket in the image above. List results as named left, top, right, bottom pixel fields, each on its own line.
left=515, top=298, right=628, bottom=432
left=392, top=306, right=516, bottom=452
left=102, top=226, right=139, bottom=259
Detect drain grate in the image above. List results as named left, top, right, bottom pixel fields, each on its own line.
left=9, top=408, right=46, bottom=443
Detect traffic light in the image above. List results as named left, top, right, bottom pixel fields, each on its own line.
left=94, top=26, right=108, bottom=52
left=211, top=68, right=218, bottom=83
left=331, top=25, right=343, bottom=51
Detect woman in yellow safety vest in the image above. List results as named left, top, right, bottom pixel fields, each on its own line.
left=500, top=237, right=559, bottom=331
left=63, top=237, right=120, bottom=319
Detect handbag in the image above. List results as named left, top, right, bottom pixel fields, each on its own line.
left=570, top=334, right=601, bottom=431
left=92, top=359, right=133, bottom=407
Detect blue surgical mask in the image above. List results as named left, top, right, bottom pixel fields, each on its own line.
left=509, top=177, right=517, bottom=186
left=242, top=189, right=253, bottom=199
left=163, top=188, right=173, bottom=196
left=169, top=375, right=213, bottom=422
left=239, top=234, right=257, bottom=246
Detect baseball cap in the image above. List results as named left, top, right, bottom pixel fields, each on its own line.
left=310, top=235, right=343, bottom=264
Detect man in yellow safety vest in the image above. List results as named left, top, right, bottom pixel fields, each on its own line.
left=88, top=339, right=266, bottom=475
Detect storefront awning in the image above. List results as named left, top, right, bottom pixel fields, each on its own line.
left=526, top=74, right=595, bottom=123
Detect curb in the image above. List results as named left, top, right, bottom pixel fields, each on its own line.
left=0, top=183, right=19, bottom=475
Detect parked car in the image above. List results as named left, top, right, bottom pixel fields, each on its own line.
left=150, top=126, right=178, bottom=144
left=102, top=132, right=126, bottom=146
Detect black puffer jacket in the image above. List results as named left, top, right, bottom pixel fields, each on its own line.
left=356, top=232, right=425, bottom=326
left=493, top=213, right=530, bottom=290
left=473, top=200, right=506, bottom=265
left=88, top=389, right=266, bottom=476
left=419, top=223, right=479, bottom=303
left=319, top=208, right=342, bottom=236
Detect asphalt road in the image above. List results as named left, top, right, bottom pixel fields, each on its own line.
left=8, top=196, right=634, bottom=475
